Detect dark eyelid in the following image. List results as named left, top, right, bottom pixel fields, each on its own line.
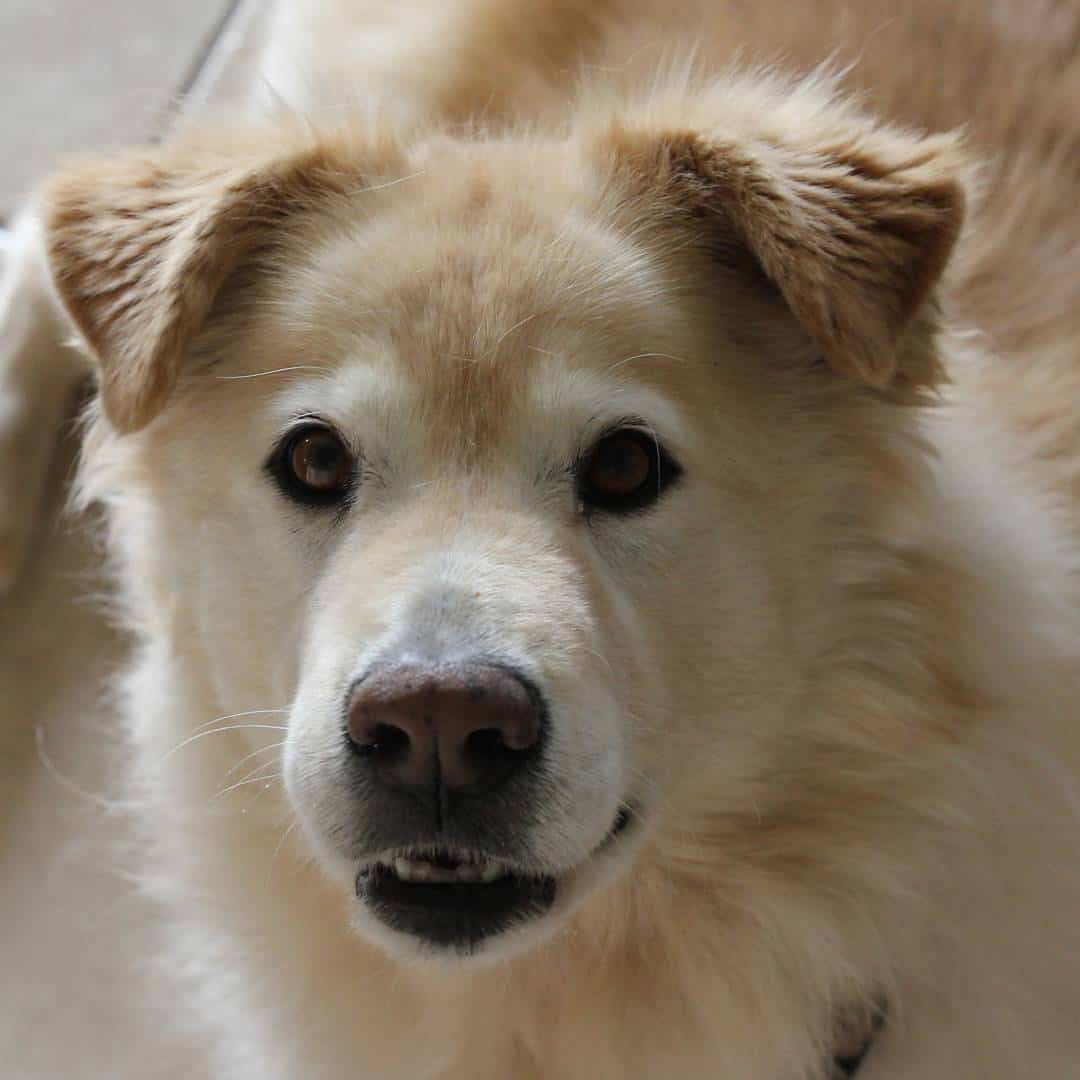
left=275, top=416, right=361, bottom=455
left=576, top=420, right=682, bottom=516
left=283, top=414, right=334, bottom=437
left=578, top=416, right=656, bottom=462
left=264, top=419, right=358, bottom=509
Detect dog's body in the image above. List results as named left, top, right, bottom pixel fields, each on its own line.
left=4, top=1, right=1080, bottom=1077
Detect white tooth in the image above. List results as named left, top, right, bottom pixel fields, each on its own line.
left=388, top=854, right=507, bottom=884
left=394, top=857, right=435, bottom=882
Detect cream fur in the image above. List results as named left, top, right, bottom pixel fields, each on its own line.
left=19, top=1, right=1080, bottom=1077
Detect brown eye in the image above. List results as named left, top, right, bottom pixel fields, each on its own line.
left=578, top=427, right=681, bottom=514
left=270, top=423, right=355, bottom=506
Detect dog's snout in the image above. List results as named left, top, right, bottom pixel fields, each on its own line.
left=346, top=662, right=543, bottom=793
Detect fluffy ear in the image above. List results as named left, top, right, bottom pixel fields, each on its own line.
left=598, top=94, right=966, bottom=387
left=42, top=140, right=358, bottom=433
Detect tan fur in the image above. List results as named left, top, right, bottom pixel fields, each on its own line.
left=44, top=131, right=407, bottom=433
left=595, top=109, right=964, bottom=388
left=25, top=2, right=1080, bottom=1078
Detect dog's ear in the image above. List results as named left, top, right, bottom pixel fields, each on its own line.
left=41, top=141, right=358, bottom=433
left=595, top=95, right=966, bottom=387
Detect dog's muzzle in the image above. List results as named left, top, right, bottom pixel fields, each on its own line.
left=346, top=659, right=552, bottom=949
left=342, top=658, right=630, bottom=950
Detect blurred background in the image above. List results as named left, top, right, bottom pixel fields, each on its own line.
left=0, top=0, right=265, bottom=218
left=1, top=3, right=267, bottom=1076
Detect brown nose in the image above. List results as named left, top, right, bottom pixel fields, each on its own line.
left=346, top=662, right=544, bottom=794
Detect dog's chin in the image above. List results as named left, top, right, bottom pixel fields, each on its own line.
left=351, top=805, right=641, bottom=965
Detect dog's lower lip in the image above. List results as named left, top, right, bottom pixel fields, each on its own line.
left=355, top=803, right=639, bottom=948
left=357, top=857, right=556, bottom=949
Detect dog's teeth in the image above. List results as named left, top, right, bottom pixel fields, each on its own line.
left=394, top=857, right=433, bottom=882
left=389, top=855, right=506, bottom=884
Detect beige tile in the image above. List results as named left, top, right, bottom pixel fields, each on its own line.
left=184, top=0, right=271, bottom=111
left=0, top=0, right=236, bottom=215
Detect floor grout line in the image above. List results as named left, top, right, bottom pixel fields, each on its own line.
left=183, top=0, right=267, bottom=111
left=1, top=1, right=263, bottom=227
left=156, top=0, right=262, bottom=133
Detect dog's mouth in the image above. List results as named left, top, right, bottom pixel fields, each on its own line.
left=355, top=806, right=635, bottom=952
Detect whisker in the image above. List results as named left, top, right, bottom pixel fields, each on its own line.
left=341, top=169, right=428, bottom=197
left=603, top=351, right=692, bottom=376
left=216, top=768, right=285, bottom=800
left=189, top=708, right=290, bottom=736
left=214, top=365, right=330, bottom=381
left=162, top=725, right=289, bottom=763
left=583, top=646, right=616, bottom=681
left=220, top=750, right=287, bottom=794
left=266, top=821, right=301, bottom=887
left=222, top=740, right=288, bottom=782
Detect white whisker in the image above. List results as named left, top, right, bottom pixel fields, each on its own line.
left=223, top=740, right=288, bottom=782
left=189, top=708, right=290, bottom=736
left=217, top=766, right=285, bottom=800
left=266, top=821, right=301, bottom=887
left=162, top=725, right=289, bottom=763
left=603, top=351, right=691, bottom=376
left=215, top=365, right=329, bottom=381
left=341, top=169, right=428, bottom=196
left=584, top=646, right=616, bottom=681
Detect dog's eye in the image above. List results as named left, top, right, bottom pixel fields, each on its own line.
left=270, top=423, right=355, bottom=506
left=578, top=428, right=680, bottom=514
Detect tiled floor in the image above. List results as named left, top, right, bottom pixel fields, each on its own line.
left=0, top=4, right=268, bottom=1077
left=0, top=0, right=268, bottom=218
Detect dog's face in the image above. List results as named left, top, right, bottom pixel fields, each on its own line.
left=203, top=143, right=806, bottom=958
left=44, top=84, right=964, bottom=962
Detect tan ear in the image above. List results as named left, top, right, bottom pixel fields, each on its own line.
left=42, top=141, right=357, bottom=433
left=600, top=101, right=966, bottom=387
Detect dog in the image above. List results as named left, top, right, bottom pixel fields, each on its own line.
left=4, top=0, right=1080, bottom=1076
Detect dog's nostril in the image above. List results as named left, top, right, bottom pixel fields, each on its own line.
left=353, top=722, right=410, bottom=757
left=465, top=727, right=526, bottom=761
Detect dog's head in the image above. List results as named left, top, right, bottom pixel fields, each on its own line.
left=42, top=77, right=966, bottom=964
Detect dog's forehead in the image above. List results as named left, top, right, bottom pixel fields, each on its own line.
left=317, top=146, right=666, bottom=355
left=269, top=144, right=691, bottom=446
